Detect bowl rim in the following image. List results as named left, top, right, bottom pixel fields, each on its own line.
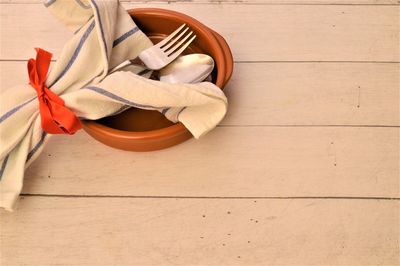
left=82, top=8, right=231, bottom=141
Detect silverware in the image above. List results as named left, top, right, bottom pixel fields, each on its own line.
left=159, top=54, right=214, bottom=84
left=110, top=24, right=196, bottom=73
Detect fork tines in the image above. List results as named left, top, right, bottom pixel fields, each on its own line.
left=157, top=24, right=197, bottom=58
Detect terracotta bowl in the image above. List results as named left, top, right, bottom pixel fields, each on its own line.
left=82, top=8, right=233, bottom=151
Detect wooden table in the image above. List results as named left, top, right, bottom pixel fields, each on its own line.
left=1, top=0, right=399, bottom=265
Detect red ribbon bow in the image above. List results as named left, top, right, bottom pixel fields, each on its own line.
left=28, top=48, right=81, bottom=134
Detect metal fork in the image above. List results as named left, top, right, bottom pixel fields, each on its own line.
left=109, top=24, right=196, bottom=73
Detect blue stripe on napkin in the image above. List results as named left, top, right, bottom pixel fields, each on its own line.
left=90, top=0, right=108, bottom=56
left=44, top=0, right=56, bottom=7
left=177, top=107, right=187, bottom=120
left=161, top=108, right=170, bottom=115
left=0, top=97, right=36, bottom=124
left=75, top=0, right=91, bottom=9
left=83, top=86, right=168, bottom=110
left=113, top=27, right=139, bottom=48
left=26, top=132, right=47, bottom=163
left=0, top=155, right=9, bottom=181
left=51, top=20, right=96, bottom=86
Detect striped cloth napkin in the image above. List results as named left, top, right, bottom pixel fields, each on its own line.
left=0, top=0, right=228, bottom=211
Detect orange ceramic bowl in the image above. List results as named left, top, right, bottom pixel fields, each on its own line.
left=82, top=8, right=233, bottom=151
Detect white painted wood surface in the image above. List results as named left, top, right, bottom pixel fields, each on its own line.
left=0, top=0, right=399, bottom=265
left=1, top=197, right=399, bottom=265
left=1, top=3, right=399, bottom=61
left=21, top=128, right=400, bottom=197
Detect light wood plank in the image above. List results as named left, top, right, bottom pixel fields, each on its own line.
left=0, top=4, right=398, bottom=61
left=1, top=0, right=399, bottom=4
left=224, top=62, right=400, bottom=126
left=20, top=127, right=399, bottom=197
left=2, top=61, right=399, bottom=126
left=1, top=197, right=399, bottom=265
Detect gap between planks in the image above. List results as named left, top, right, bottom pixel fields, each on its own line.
left=19, top=194, right=400, bottom=200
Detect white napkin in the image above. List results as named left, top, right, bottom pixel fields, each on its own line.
left=0, top=0, right=228, bottom=211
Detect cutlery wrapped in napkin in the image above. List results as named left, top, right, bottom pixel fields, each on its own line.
left=0, top=0, right=227, bottom=211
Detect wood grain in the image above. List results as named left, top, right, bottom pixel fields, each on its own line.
left=1, top=197, right=399, bottom=265
left=2, top=62, right=399, bottom=126
left=0, top=3, right=399, bottom=61
left=20, top=127, right=399, bottom=197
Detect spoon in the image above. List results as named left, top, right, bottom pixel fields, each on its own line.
left=159, top=54, right=214, bottom=84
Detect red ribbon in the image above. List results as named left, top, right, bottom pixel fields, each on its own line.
left=28, top=48, right=81, bottom=134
